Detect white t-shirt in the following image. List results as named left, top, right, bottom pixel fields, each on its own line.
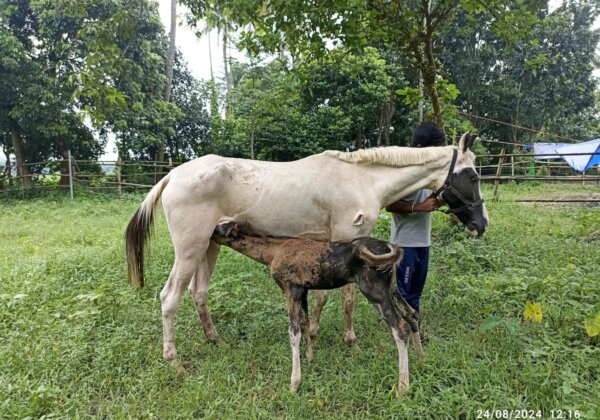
left=390, top=189, right=432, bottom=247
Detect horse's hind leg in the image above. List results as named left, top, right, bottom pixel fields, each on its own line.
left=189, top=240, right=222, bottom=343
left=161, top=256, right=198, bottom=362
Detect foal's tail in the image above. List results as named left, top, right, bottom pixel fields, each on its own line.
left=125, top=174, right=171, bottom=288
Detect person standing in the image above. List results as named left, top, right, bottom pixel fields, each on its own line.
left=385, top=121, right=445, bottom=322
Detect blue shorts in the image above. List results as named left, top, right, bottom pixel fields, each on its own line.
left=395, top=247, right=429, bottom=312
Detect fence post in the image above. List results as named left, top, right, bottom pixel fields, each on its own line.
left=68, top=149, right=74, bottom=199
left=492, top=148, right=505, bottom=202
left=116, top=157, right=122, bottom=196
left=511, top=155, right=515, bottom=177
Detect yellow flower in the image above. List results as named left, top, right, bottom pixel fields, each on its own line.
left=584, top=313, right=600, bottom=337
left=524, top=301, right=543, bottom=323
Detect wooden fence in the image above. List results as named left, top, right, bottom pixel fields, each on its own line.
left=1, top=151, right=599, bottom=199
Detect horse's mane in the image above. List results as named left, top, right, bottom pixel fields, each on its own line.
left=323, top=145, right=455, bottom=167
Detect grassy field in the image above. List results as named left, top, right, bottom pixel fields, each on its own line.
left=1, top=183, right=599, bottom=419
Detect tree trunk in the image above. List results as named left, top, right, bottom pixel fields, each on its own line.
left=223, top=29, right=229, bottom=90
left=208, top=30, right=214, bottom=80
left=377, top=97, right=396, bottom=146
left=410, top=19, right=446, bottom=143
left=223, top=29, right=232, bottom=117
left=422, top=33, right=445, bottom=140
left=354, top=126, right=363, bottom=150
left=2, top=146, right=10, bottom=178
left=250, top=124, right=255, bottom=160
left=157, top=0, right=177, bottom=178
left=11, top=127, right=31, bottom=185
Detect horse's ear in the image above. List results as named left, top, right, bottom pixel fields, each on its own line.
left=459, top=132, right=475, bottom=152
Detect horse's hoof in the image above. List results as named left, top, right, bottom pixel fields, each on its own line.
left=343, top=330, right=357, bottom=347
left=170, top=360, right=187, bottom=375
left=290, top=380, right=300, bottom=393
left=305, top=348, right=314, bottom=362
left=163, top=348, right=177, bottom=362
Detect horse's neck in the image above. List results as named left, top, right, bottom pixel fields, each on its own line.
left=370, top=150, right=451, bottom=208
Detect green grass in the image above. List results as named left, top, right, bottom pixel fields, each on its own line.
left=1, top=183, right=599, bottom=418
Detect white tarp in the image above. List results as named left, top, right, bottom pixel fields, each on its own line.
left=556, top=139, right=600, bottom=173
left=533, top=143, right=570, bottom=160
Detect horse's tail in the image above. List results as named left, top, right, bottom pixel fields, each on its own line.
left=125, top=173, right=171, bottom=288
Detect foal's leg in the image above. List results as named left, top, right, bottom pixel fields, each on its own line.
left=391, top=322, right=411, bottom=394
left=310, top=286, right=358, bottom=349
left=411, top=329, right=425, bottom=365
left=358, top=278, right=414, bottom=393
left=189, top=241, right=222, bottom=343
left=299, top=289, right=313, bottom=362
left=309, top=289, right=329, bottom=340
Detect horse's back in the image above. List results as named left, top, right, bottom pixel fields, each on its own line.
left=160, top=153, right=375, bottom=241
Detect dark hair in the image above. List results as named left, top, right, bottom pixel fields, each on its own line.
left=411, top=121, right=445, bottom=147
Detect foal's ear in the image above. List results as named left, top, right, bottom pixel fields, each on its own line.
left=459, top=132, right=476, bottom=152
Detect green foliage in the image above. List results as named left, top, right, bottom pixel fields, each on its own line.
left=217, top=49, right=398, bottom=159
left=441, top=1, right=600, bottom=150
left=1, top=184, right=599, bottom=417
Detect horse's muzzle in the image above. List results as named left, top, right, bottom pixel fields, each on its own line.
left=465, top=222, right=486, bottom=237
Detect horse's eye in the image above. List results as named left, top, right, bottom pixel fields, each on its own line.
left=471, top=176, right=479, bottom=182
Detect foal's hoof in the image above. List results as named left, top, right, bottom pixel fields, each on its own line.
left=309, top=323, right=319, bottom=340
left=170, top=360, right=187, bottom=375
left=392, top=382, right=409, bottom=398
left=349, top=342, right=361, bottom=354
left=208, top=337, right=229, bottom=348
left=305, top=348, right=314, bottom=363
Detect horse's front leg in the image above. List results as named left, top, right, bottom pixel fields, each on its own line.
left=286, top=287, right=305, bottom=393
left=340, top=283, right=358, bottom=348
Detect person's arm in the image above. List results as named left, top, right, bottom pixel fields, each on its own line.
left=385, top=196, right=441, bottom=214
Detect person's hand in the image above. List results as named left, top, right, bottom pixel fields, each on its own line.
left=414, top=197, right=442, bottom=213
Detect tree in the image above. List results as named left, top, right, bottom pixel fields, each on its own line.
left=157, top=0, right=178, bottom=168
left=164, top=53, right=211, bottom=161
left=0, top=0, right=100, bottom=185
left=298, top=47, right=393, bottom=149
left=182, top=0, right=540, bottom=138
left=441, top=0, right=600, bottom=150
left=74, top=0, right=181, bottom=160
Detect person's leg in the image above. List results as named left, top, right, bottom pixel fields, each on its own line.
left=395, top=247, right=419, bottom=310
left=405, top=247, right=429, bottom=312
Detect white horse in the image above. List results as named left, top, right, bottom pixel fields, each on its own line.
left=126, top=133, right=488, bottom=364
